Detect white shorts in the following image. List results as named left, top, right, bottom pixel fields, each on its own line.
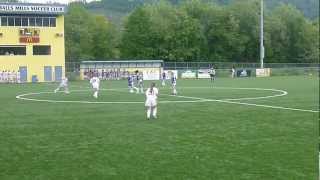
left=145, top=99, right=157, bottom=107
left=92, top=84, right=99, bottom=90
left=59, top=83, right=67, bottom=88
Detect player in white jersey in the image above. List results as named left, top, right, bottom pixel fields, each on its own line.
left=90, top=76, right=100, bottom=98
left=0, top=71, right=3, bottom=82
left=54, top=77, right=69, bottom=94
left=145, top=82, right=159, bottom=120
left=4, top=70, right=9, bottom=83
left=231, top=67, right=236, bottom=78
left=11, top=70, right=16, bottom=83
left=54, top=77, right=68, bottom=93
left=16, top=70, right=20, bottom=83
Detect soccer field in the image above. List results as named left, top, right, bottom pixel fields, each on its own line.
left=0, top=76, right=319, bottom=180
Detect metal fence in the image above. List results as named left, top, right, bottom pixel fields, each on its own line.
left=65, top=61, right=319, bottom=80
left=162, top=62, right=319, bottom=70
left=66, top=61, right=319, bottom=71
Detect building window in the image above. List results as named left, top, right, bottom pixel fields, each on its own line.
left=22, top=18, right=28, bottom=26
left=33, top=45, right=51, bottom=55
left=0, top=16, right=57, bottom=27
left=36, top=18, right=42, bottom=26
left=43, top=18, right=49, bottom=27
left=1, top=17, right=7, bottom=26
left=15, top=17, right=22, bottom=26
left=29, top=18, right=35, bottom=26
left=0, top=46, right=26, bottom=56
left=49, top=18, right=56, bottom=27
left=8, top=17, right=14, bottom=26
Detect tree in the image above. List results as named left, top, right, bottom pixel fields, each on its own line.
left=228, top=0, right=260, bottom=62
left=91, top=15, right=117, bottom=59
left=182, top=0, right=244, bottom=61
left=265, top=4, right=319, bottom=63
left=65, top=3, right=95, bottom=61
left=120, top=7, right=154, bottom=59
left=65, top=2, right=118, bottom=61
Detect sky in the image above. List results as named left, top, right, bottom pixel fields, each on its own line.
left=20, top=0, right=98, bottom=4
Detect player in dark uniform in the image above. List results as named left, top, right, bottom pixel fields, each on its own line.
left=171, top=74, right=177, bottom=95
left=137, top=72, right=144, bottom=94
left=161, top=72, right=166, bottom=86
left=209, top=66, right=216, bottom=83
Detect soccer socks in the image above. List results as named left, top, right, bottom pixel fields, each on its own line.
left=152, top=107, right=157, bottom=118
left=65, top=87, right=70, bottom=94
left=173, top=88, right=177, bottom=95
left=134, top=87, right=139, bottom=93
left=93, top=91, right=98, bottom=98
left=147, top=107, right=157, bottom=119
left=147, top=108, right=151, bottom=119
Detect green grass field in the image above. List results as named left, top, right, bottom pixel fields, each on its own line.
left=0, top=76, right=319, bottom=180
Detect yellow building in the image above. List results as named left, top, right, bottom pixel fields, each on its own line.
left=0, top=3, right=65, bottom=82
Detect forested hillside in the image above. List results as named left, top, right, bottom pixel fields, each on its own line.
left=65, top=0, right=319, bottom=63
left=86, top=0, right=319, bottom=21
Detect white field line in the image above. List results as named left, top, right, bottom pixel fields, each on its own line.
left=162, top=94, right=319, bottom=113
left=15, top=86, right=318, bottom=113
left=15, top=89, right=205, bottom=104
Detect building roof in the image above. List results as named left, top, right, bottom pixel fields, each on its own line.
left=0, top=3, right=66, bottom=15
left=81, top=60, right=164, bottom=64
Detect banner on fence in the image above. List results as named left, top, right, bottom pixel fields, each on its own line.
left=256, top=68, right=271, bottom=77
left=197, top=69, right=211, bottom=79
left=237, top=69, right=251, bottom=77
left=143, top=69, right=160, bottom=80
left=163, top=70, right=178, bottom=79
left=181, top=70, right=197, bottom=79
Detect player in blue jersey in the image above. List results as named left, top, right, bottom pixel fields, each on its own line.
left=128, top=75, right=134, bottom=93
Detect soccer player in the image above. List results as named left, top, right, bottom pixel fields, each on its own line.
left=5, top=70, right=9, bottom=83
left=136, top=72, right=144, bottom=94
left=128, top=75, right=134, bottom=93
left=209, top=66, right=216, bottom=83
left=11, top=70, right=16, bottom=83
left=161, top=72, right=166, bottom=86
left=90, top=75, right=100, bottom=98
left=171, top=73, right=177, bottom=95
left=54, top=77, right=69, bottom=94
left=0, top=70, right=3, bottom=83
left=16, top=70, right=20, bottom=83
left=145, top=82, right=159, bottom=120
left=231, top=66, right=235, bottom=78
left=128, top=73, right=139, bottom=93
left=3, top=70, right=7, bottom=83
